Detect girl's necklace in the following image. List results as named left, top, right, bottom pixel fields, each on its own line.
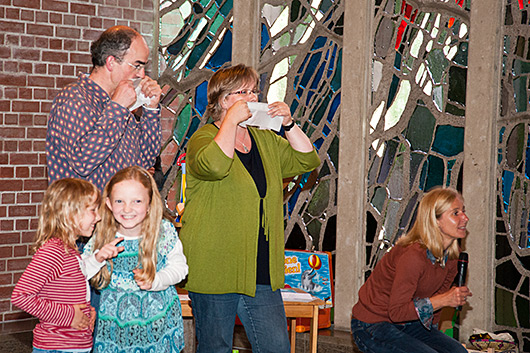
left=239, top=140, right=249, bottom=152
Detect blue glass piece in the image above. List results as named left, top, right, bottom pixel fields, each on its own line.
left=399, top=193, right=418, bottom=229
left=394, top=51, right=402, bottom=70
left=425, top=155, right=444, bottom=191
left=312, top=36, right=327, bottom=50
left=313, top=137, right=324, bottom=150
left=499, top=126, right=506, bottom=143
left=219, top=0, right=232, bottom=17
left=301, top=52, right=323, bottom=88
left=526, top=134, right=530, bottom=179
left=327, top=44, right=337, bottom=78
left=320, top=0, right=333, bottom=13
left=297, top=171, right=311, bottom=189
left=330, top=49, right=342, bottom=92
left=432, top=125, right=464, bottom=157
left=323, top=125, right=331, bottom=136
left=327, top=94, right=340, bottom=123
left=205, top=30, right=232, bottom=69
left=194, top=81, right=209, bottom=116
left=296, top=87, right=304, bottom=99
left=298, top=53, right=310, bottom=74
left=291, top=99, right=299, bottom=113
left=261, top=23, right=270, bottom=51
left=377, top=139, right=399, bottom=184
left=306, top=91, right=315, bottom=105
left=502, top=170, right=514, bottom=212
left=311, top=62, right=326, bottom=89
left=310, top=93, right=330, bottom=125
left=447, top=160, right=456, bottom=187
left=187, top=36, right=212, bottom=69
left=387, top=74, right=400, bottom=108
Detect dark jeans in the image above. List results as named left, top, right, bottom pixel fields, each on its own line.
left=189, top=285, right=290, bottom=353
left=351, top=317, right=468, bottom=353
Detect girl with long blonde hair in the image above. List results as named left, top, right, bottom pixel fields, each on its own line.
left=84, top=166, right=188, bottom=353
left=12, top=178, right=122, bottom=353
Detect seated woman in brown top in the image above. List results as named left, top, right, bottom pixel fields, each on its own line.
left=351, top=187, right=472, bottom=353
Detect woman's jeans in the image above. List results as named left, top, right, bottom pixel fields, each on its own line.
left=189, top=285, right=290, bottom=353
left=351, top=317, right=468, bottom=353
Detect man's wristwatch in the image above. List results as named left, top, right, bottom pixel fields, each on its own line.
left=283, top=120, right=296, bottom=131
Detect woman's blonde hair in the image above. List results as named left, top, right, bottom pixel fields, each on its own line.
left=205, top=64, right=259, bottom=121
left=35, top=178, right=100, bottom=253
left=91, top=166, right=164, bottom=289
left=396, top=186, right=463, bottom=261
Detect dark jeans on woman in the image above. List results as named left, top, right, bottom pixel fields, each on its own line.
left=351, top=317, right=468, bottom=353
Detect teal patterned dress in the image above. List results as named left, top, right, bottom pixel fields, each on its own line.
left=86, top=220, right=185, bottom=353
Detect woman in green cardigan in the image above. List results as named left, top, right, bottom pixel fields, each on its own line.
left=180, top=64, right=320, bottom=353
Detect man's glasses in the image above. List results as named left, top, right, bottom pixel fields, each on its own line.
left=227, top=89, right=260, bottom=96
left=126, top=62, right=147, bottom=71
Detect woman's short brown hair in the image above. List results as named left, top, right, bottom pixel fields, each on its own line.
left=205, top=64, right=259, bottom=121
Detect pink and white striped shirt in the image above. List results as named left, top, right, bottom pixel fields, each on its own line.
left=11, top=237, right=93, bottom=350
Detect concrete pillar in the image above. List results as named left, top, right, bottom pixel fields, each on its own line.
left=460, top=0, right=503, bottom=341
left=334, top=0, right=373, bottom=330
left=232, top=0, right=260, bottom=67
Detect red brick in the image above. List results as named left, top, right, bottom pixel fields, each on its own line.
left=21, top=230, right=37, bottom=244
left=0, top=233, right=20, bottom=245
left=35, top=11, right=49, bottom=23
left=13, top=0, right=39, bottom=9
left=2, top=318, right=38, bottom=334
left=1, top=219, right=14, bottom=231
left=18, top=88, right=32, bottom=100
left=77, top=15, right=89, bottom=27
left=0, top=100, right=10, bottom=111
left=43, top=0, right=69, bottom=12
left=84, top=29, right=104, bottom=41
left=19, top=63, right=33, bottom=74
left=0, top=73, right=26, bottom=87
left=70, top=53, right=91, bottom=65
left=27, top=23, right=54, bottom=37
left=0, top=300, right=10, bottom=313
left=0, top=45, right=11, bottom=58
left=49, top=38, right=62, bottom=50
left=5, top=35, right=19, bottom=46
left=72, top=3, right=96, bottom=16
left=24, top=179, right=47, bottom=191
left=13, top=48, right=39, bottom=61
left=90, top=17, right=103, bottom=28
left=63, top=39, right=76, bottom=51
left=20, top=10, right=34, bottom=22
left=15, top=167, right=30, bottom=178
left=42, top=51, right=68, bottom=63
left=56, top=26, right=81, bottom=40
left=4, top=310, right=33, bottom=321
left=9, top=205, right=36, bottom=217
left=0, top=246, right=13, bottom=258
left=27, top=127, right=46, bottom=139
left=56, top=76, right=77, bottom=88
left=35, top=37, right=48, bottom=48
left=0, top=285, right=15, bottom=299
left=123, top=9, right=135, bottom=21
left=13, top=244, right=28, bottom=256
left=34, top=64, right=47, bottom=75
left=4, top=140, right=17, bottom=151
left=48, top=64, right=61, bottom=75
left=19, top=141, right=32, bottom=152
left=33, top=115, right=47, bottom=127
left=27, top=75, right=54, bottom=88
left=119, top=0, right=131, bottom=7
left=4, top=61, right=18, bottom=73
left=0, top=167, right=14, bottom=178
left=12, top=101, right=39, bottom=113
left=0, top=206, right=6, bottom=218
left=10, top=154, right=39, bottom=165
left=5, top=8, right=19, bottom=20
left=50, top=12, right=62, bottom=24
left=78, top=42, right=90, bottom=52
left=0, top=20, right=25, bottom=34
left=1, top=193, right=15, bottom=204
left=137, top=10, right=153, bottom=22
left=34, top=89, right=46, bottom=100
left=31, top=192, right=44, bottom=204
left=63, top=14, right=75, bottom=26
left=20, top=35, right=35, bottom=48
left=0, top=127, right=25, bottom=139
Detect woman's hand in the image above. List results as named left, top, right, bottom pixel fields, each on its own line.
left=71, top=303, right=91, bottom=330
left=224, top=100, right=252, bottom=126
left=95, top=237, right=124, bottom=263
left=268, top=101, right=293, bottom=126
left=430, top=286, right=472, bottom=310
left=133, top=268, right=153, bottom=290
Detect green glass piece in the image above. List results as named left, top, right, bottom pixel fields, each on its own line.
left=307, top=179, right=330, bottom=217
left=495, top=287, right=516, bottom=327
left=506, top=123, right=525, bottom=169
left=368, top=155, right=380, bottom=186
left=330, top=49, right=342, bottom=92
left=447, top=160, right=456, bottom=187
left=206, top=2, right=218, bottom=18
left=445, top=103, right=465, bottom=116
left=319, top=161, right=331, bottom=178
left=425, top=155, right=445, bottom=191
left=516, top=295, right=530, bottom=328
left=328, top=136, right=339, bottom=172
left=307, top=219, right=322, bottom=247
left=383, top=200, right=401, bottom=241
left=410, top=152, right=425, bottom=188
left=210, top=13, right=224, bottom=34
left=388, top=154, right=404, bottom=199
left=447, top=66, right=467, bottom=106
left=174, top=103, right=192, bottom=142
left=432, top=85, right=443, bottom=112
left=513, top=76, right=527, bottom=112
left=371, top=186, right=387, bottom=214
left=291, top=0, right=301, bottom=22
left=452, top=42, right=468, bottom=66
left=200, top=0, right=213, bottom=6
left=513, top=59, right=530, bottom=76
left=405, top=105, right=436, bottom=152
left=426, top=49, right=449, bottom=85
left=219, top=0, right=232, bottom=17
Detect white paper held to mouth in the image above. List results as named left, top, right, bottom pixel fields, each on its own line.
left=240, top=102, right=283, bottom=132
left=129, top=78, right=152, bottom=111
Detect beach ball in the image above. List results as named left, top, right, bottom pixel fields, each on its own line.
left=308, top=254, right=321, bottom=270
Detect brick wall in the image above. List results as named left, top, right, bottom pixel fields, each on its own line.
left=0, top=0, right=158, bottom=334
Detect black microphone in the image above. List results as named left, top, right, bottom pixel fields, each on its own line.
left=455, top=252, right=468, bottom=311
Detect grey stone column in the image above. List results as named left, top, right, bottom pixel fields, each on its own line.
left=334, top=0, right=373, bottom=330
left=232, top=0, right=260, bottom=67
left=461, top=0, right=503, bottom=341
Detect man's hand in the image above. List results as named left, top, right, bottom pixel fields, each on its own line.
left=139, top=77, right=162, bottom=108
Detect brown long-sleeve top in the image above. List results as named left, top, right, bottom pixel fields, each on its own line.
left=352, top=242, right=457, bottom=327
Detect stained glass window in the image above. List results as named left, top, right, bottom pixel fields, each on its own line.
left=367, top=0, right=469, bottom=271
left=496, top=1, right=530, bottom=349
